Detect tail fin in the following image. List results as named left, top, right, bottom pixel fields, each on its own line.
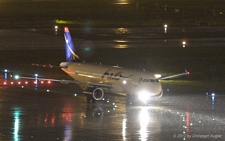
left=64, top=27, right=80, bottom=62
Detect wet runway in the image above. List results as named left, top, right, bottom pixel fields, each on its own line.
left=0, top=27, right=225, bottom=140
left=1, top=27, right=225, bottom=50
left=0, top=78, right=225, bottom=141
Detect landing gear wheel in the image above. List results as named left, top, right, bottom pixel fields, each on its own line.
left=85, top=94, right=96, bottom=103
left=91, top=97, right=96, bottom=103
left=86, top=94, right=92, bottom=103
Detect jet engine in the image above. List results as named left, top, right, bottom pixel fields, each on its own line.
left=92, top=88, right=104, bottom=100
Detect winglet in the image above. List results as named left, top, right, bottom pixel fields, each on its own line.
left=64, top=27, right=81, bottom=62
left=185, top=69, right=190, bottom=75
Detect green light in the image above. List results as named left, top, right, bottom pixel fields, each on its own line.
left=15, top=75, right=19, bottom=79
left=85, top=47, right=90, bottom=51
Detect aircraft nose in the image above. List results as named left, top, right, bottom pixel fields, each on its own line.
left=149, top=81, right=162, bottom=95
left=136, top=80, right=162, bottom=96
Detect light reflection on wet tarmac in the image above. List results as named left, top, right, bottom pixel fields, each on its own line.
left=0, top=27, right=225, bottom=140
left=0, top=81, right=225, bottom=141
left=0, top=27, right=225, bottom=50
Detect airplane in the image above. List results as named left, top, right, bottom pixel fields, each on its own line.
left=14, top=27, right=189, bottom=104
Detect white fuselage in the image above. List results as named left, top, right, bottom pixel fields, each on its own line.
left=60, top=62, right=162, bottom=97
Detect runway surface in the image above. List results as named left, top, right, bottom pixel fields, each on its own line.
left=1, top=27, right=225, bottom=50
left=0, top=27, right=225, bottom=141
left=0, top=78, right=224, bottom=141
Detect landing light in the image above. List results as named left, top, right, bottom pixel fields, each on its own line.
left=123, top=80, right=127, bottom=84
left=154, top=74, right=161, bottom=79
left=138, top=90, right=151, bottom=103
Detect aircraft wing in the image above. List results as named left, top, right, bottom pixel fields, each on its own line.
left=31, top=63, right=60, bottom=68
left=158, top=70, right=189, bottom=80
left=15, top=76, right=112, bottom=89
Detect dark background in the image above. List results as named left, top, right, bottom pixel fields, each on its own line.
left=0, top=0, right=225, bottom=92
left=0, top=0, right=225, bottom=28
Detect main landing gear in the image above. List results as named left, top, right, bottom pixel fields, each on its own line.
left=85, top=94, right=96, bottom=103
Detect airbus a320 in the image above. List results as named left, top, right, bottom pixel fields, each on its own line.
left=17, top=27, right=189, bottom=104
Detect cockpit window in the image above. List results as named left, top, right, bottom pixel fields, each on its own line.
left=139, top=78, right=160, bottom=83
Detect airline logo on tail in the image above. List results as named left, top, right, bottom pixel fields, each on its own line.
left=64, top=27, right=80, bottom=62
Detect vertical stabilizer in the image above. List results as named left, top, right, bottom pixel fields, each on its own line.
left=64, top=27, right=80, bottom=62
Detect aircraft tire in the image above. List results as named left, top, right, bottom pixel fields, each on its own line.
left=91, top=96, right=96, bottom=103
left=85, top=94, right=96, bottom=103
left=85, top=94, right=92, bottom=103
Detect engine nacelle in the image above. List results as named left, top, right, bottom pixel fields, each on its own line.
left=92, top=88, right=104, bottom=100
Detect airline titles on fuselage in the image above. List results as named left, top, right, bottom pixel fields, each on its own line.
left=75, top=69, right=132, bottom=80
left=101, top=69, right=132, bottom=80
left=75, top=70, right=158, bottom=83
